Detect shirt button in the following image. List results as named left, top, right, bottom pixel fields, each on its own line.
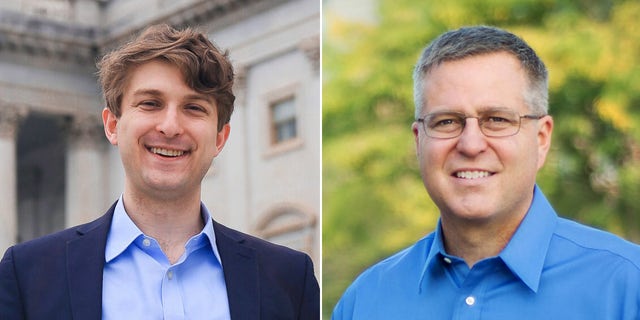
left=465, top=296, right=476, bottom=306
left=167, top=270, right=174, bottom=280
left=443, top=257, right=452, bottom=264
left=142, top=238, right=151, bottom=247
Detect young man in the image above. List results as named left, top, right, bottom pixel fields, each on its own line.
left=332, top=26, right=640, bottom=319
left=0, top=24, right=319, bottom=320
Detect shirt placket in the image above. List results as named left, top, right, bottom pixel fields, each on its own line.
left=162, top=266, right=185, bottom=320
left=451, top=260, right=497, bottom=320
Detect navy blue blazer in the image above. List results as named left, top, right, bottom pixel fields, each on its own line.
left=0, top=203, right=319, bottom=319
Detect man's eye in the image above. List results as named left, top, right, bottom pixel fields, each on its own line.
left=430, top=117, right=460, bottom=128
left=186, top=105, right=206, bottom=113
left=437, top=119, right=455, bottom=126
left=487, top=116, right=509, bottom=123
left=484, top=113, right=518, bottom=124
left=140, top=101, right=159, bottom=108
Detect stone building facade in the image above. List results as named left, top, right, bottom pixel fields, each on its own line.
left=0, top=0, right=320, bottom=266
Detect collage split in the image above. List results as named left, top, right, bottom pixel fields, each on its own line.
left=1, top=0, right=640, bottom=319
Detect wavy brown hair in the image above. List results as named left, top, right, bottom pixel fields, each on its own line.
left=97, top=24, right=235, bottom=131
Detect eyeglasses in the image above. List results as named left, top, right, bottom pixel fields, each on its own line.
left=416, top=109, right=547, bottom=139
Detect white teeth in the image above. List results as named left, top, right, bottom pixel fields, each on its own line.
left=150, top=147, right=184, bottom=157
left=456, top=171, right=491, bottom=179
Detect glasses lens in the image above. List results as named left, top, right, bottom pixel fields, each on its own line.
left=425, top=112, right=464, bottom=138
left=479, top=110, right=520, bottom=137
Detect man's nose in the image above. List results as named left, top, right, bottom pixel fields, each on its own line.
left=156, top=106, right=184, bottom=137
left=455, top=118, right=488, bottom=156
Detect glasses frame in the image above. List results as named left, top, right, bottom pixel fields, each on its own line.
left=416, top=111, right=547, bottom=139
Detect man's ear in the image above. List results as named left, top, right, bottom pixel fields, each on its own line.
left=213, top=123, right=231, bottom=157
left=412, top=121, right=421, bottom=156
left=102, top=108, right=118, bottom=146
left=536, top=115, right=554, bottom=170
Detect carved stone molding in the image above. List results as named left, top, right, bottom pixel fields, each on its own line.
left=0, top=10, right=98, bottom=65
left=0, top=0, right=270, bottom=66
left=0, top=103, right=28, bottom=139
left=66, top=113, right=105, bottom=149
left=299, top=35, right=320, bottom=74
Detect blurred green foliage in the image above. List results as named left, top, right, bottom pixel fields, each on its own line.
left=322, top=0, right=640, bottom=318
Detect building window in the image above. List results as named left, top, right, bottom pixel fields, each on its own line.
left=271, top=97, right=297, bottom=144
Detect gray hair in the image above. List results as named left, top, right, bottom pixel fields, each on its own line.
left=413, top=26, right=548, bottom=119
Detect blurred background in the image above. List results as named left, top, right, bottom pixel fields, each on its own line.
left=322, top=0, right=640, bottom=318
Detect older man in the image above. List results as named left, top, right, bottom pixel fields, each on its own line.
left=332, top=26, right=640, bottom=319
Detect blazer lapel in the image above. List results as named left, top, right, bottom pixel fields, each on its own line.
left=66, top=204, right=115, bottom=320
left=214, top=221, right=260, bottom=320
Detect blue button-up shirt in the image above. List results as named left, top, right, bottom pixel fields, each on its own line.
left=102, top=198, right=230, bottom=320
left=332, top=186, right=640, bottom=319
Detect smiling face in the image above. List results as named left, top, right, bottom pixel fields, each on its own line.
left=412, top=52, right=553, bottom=226
left=102, top=59, right=230, bottom=201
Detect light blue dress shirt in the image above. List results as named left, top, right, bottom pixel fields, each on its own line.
left=332, top=186, right=640, bottom=319
left=102, top=198, right=230, bottom=320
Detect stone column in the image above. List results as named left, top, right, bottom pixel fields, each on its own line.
left=0, top=104, right=26, bottom=253
left=298, top=36, right=321, bottom=264
left=231, top=66, right=251, bottom=231
left=65, top=113, right=106, bottom=227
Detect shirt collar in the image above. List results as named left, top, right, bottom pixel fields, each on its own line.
left=418, top=185, right=558, bottom=293
left=105, top=196, right=222, bottom=266
left=498, top=185, right=557, bottom=292
left=418, top=220, right=447, bottom=292
left=425, top=221, right=447, bottom=267
left=199, top=203, right=222, bottom=265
